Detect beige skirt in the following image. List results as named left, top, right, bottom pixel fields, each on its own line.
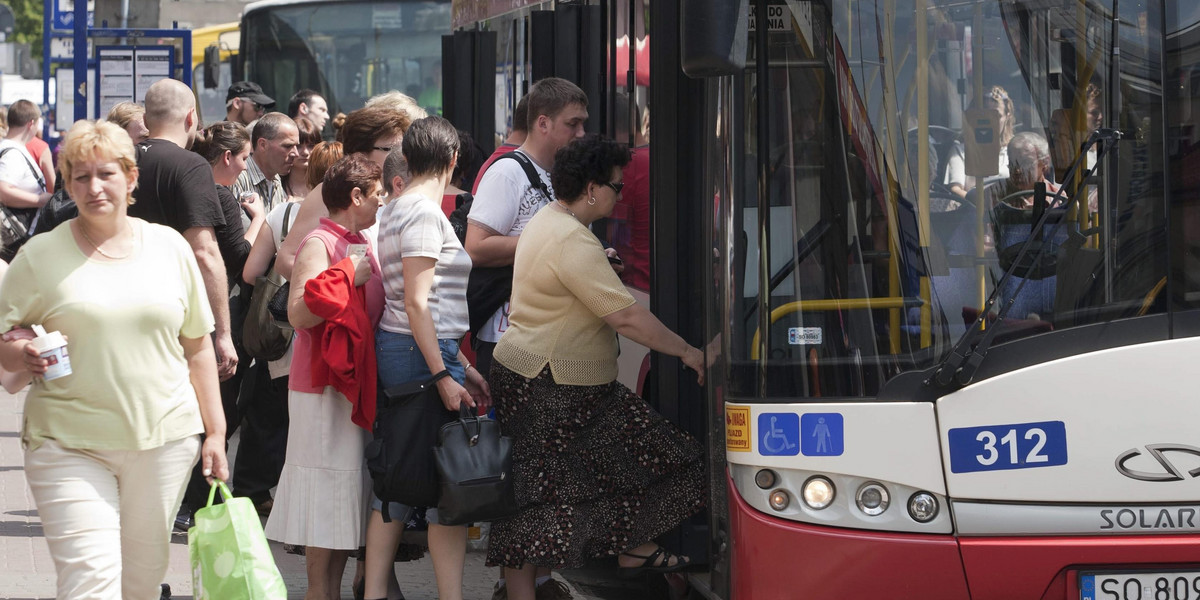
left=264, top=386, right=370, bottom=550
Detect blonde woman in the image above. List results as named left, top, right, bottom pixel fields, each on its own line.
left=0, top=120, right=228, bottom=598
left=945, top=85, right=1016, bottom=199
left=106, top=101, right=150, bottom=143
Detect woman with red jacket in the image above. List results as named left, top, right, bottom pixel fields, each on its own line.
left=264, top=153, right=387, bottom=600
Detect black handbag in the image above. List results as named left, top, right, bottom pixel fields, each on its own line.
left=433, top=405, right=518, bottom=526
left=365, top=370, right=457, bottom=522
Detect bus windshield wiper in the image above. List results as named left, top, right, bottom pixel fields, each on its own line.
left=927, top=128, right=1122, bottom=389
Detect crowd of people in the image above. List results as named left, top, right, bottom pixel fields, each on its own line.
left=0, top=75, right=706, bottom=600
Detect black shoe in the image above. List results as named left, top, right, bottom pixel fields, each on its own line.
left=160, top=583, right=171, bottom=600
left=173, top=505, right=194, bottom=533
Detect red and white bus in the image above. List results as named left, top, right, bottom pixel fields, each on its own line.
left=451, top=0, right=1200, bottom=598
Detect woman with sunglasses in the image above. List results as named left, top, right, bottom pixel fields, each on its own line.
left=485, top=134, right=706, bottom=599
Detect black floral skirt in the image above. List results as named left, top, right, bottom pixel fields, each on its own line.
left=485, top=363, right=706, bottom=569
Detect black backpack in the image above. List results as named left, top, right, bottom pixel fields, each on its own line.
left=461, top=151, right=551, bottom=336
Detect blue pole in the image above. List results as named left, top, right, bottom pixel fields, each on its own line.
left=73, top=0, right=87, bottom=122
left=180, top=24, right=191, bottom=88
left=42, top=0, right=51, bottom=137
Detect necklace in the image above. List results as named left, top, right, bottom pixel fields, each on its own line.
left=555, top=200, right=577, bottom=217
left=78, top=220, right=135, bottom=260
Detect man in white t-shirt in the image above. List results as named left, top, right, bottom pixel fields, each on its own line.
left=0, top=100, right=51, bottom=258
left=466, top=77, right=588, bottom=379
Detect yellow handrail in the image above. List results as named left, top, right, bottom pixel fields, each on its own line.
left=749, top=297, right=910, bottom=360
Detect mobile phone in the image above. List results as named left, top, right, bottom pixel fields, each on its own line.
left=607, top=255, right=624, bottom=266
left=347, top=244, right=368, bottom=260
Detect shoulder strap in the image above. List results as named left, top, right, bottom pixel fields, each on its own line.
left=0, top=146, right=46, bottom=192
left=500, top=151, right=551, bottom=199
left=280, top=202, right=297, bottom=241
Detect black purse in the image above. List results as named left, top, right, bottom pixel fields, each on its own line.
left=433, top=405, right=518, bottom=526
left=365, top=370, right=457, bottom=522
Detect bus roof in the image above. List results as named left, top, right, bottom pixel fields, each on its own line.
left=242, top=0, right=371, bottom=18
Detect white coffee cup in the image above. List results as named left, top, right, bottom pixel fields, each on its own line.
left=30, top=325, right=71, bottom=381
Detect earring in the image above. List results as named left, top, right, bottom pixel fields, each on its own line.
left=588, top=196, right=597, bottom=206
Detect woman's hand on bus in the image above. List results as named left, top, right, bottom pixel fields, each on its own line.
left=604, top=247, right=625, bottom=275
left=682, top=346, right=706, bottom=386
left=436, top=375, right=476, bottom=412
left=464, top=364, right=491, bottom=414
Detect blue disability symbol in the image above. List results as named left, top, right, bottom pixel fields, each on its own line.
left=800, top=413, right=844, bottom=456
left=757, top=413, right=799, bottom=456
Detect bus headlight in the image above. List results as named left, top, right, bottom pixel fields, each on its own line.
left=754, top=469, right=777, bottom=489
left=801, top=476, right=835, bottom=510
left=768, top=490, right=790, bottom=511
left=907, top=492, right=939, bottom=523
left=855, top=482, right=890, bottom=516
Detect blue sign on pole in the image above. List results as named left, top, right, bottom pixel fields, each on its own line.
left=52, top=0, right=92, bottom=32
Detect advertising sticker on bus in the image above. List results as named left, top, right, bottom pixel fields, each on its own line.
left=726, top=406, right=751, bottom=452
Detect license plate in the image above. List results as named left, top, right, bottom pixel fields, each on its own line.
left=1081, top=571, right=1200, bottom=600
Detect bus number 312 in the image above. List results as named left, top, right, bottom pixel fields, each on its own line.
left=1099, top=575, right=1200, bottom=600
left=975, top=428, right=1049, bottom=466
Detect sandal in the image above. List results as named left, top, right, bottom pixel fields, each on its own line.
left=617, top=546, right=692, bottom=578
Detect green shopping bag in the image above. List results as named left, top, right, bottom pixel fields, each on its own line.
left=188, top=480, right=287, bottom=600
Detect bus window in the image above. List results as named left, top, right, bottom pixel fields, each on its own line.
left=241, top=0, right=451, bottom=117
left=716, top=0, right=1170, bottom=401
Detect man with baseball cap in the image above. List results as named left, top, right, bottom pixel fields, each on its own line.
left=226, top=81, right=275, bottom=126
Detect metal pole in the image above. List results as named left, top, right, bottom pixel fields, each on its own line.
left=73, top=0, right=87, bottom=122
left=754, top=0, right=771, bottom=394
left=42, top=0, right=51, bottom=138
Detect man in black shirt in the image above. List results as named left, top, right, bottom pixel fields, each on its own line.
left=135, top=79, right=244, bottom=531
left=132, top=79, right=237, bottom=379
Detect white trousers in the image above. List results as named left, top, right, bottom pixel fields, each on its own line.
left=24, top=436, right=201, bottom=600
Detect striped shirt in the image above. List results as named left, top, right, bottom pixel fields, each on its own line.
left=231, top=156, right=287, bottom=217
left=377, top=192, right=472, bottom=338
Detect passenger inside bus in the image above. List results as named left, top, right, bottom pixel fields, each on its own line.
left=984, top=132, right=1064, bottom=322
left=944, top=85, right=1016, bottom=201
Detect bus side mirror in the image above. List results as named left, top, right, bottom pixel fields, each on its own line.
left=203, top=45, right=220, bottom=89
left=680, top=0, right=748, bottom=78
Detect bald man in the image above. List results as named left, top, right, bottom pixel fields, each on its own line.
left=131, top=80, right=237, bottom=381
left=133, top=79, right=241, bottom=530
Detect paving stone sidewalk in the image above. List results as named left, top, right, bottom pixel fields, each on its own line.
left=0, top=386, right=594, bottom=600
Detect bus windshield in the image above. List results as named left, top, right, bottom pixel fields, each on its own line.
left=714, top=0, right=1170, bottom=400
left=241, top=0, right=449, bottom=116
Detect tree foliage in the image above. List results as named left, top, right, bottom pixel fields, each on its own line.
left=3, top=0, right=45, bottom=60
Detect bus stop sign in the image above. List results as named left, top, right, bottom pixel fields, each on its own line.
left=52, top=0, right=94, bottom=31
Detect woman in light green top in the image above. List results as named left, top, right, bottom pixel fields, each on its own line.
left=486, top=134, right=706, bottom=600
left=0, top=120, right=228, bottom=599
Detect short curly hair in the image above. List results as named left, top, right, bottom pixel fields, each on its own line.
left=338, top=107, right=411, bottom=155
left=58, top=120, right=139, bottom=199
left=551, top=134, right=631, bottom=203
left=322, top=153, right=382, bottom=212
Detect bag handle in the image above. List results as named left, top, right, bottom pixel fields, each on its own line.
left=457, top=404, right=482, bottom=446
left=205, top=479, right=234, bottom=507
left=280, top=201, right=297, bottom=241
left=426, top=369, right=452, bottom=388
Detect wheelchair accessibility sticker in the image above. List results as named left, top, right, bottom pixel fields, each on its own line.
left=758, top=413, right=800, bottom=456
left=801, top=413, right=844, bottom=456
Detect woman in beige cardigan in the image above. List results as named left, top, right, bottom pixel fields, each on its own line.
left=484, top=134, right=706, bottom=600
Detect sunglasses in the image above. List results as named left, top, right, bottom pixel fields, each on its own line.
left=604, top=181, right=624, bottom=194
